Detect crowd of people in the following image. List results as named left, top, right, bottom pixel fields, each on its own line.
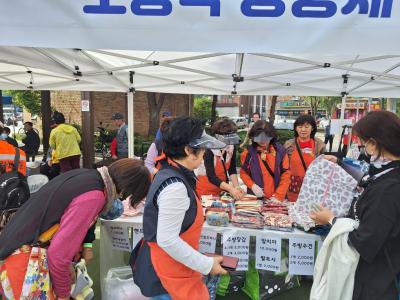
left=0, top=108, right=399, bottom=300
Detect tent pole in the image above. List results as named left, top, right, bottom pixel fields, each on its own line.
left=340, top=95, right=347, bottom=120
left=127, top=91, right=135, bottom=158
left=128, top=71, right=135, bottom=158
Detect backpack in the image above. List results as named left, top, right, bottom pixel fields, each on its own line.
left=0, top=147, right=30, bottom=232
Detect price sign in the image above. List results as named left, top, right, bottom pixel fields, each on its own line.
left=222, top=232, right=249, bottom=271
left=289, top=238, right=316, bottom=275
left=255, top=236, right=281, bottom=272
left=199, top=229, right=217, bottom=254
left=104, top=223, right=131, bottom=252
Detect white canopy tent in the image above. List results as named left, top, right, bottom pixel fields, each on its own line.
left=1, top=0, right=400, bottom=156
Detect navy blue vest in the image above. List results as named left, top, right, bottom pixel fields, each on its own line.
left=132, top=163, right=197, bottom=297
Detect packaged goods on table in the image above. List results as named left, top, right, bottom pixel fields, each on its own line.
left=262, top=200, right=290, bottom=215
left=263, top=212, right=293, bottom=232
left=206, top=208, right=230, bottom=227
left=232, top=196, right=264, bottom=229
left=231, top=213, right=264, bottom=230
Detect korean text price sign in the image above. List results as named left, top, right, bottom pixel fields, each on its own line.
left=132, top=224, right=144, bottom=249
left=199, top=229, right=217, bottom=254
left=105, top=224, right=131, bottom=252
left=223, top=232, right=249, bottom=271
left=255, top=236, right=282, bottom=272
left=289, top=238, right=315, bottom=275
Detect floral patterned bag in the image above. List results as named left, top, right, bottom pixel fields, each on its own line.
left=290, top=156, right=358, bottom=230
left=0, top=246, right=56, bottom=300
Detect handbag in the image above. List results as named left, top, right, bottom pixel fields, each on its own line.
left=0, top=246, right=56, bottom=300
left=288, top=140, right=308, bottom=194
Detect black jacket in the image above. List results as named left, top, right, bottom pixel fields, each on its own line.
left=348, top=161, right=400, bottom=300
left=22, top=129, right=40, bottom=153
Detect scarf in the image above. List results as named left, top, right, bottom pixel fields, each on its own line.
left=243, top=144, right=286, bottom=189
left=97, top=166, right=118, bottom=214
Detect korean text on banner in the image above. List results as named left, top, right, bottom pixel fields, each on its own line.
left=223, top=232, right=250, bottom=271
left=289, top=238, right=316, bottom=276
left=255, top=236, right=282, bottom=272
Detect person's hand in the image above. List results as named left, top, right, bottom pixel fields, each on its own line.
left=112, top=155, right=118, bottom=160
left=47, top=160, right=53, bottom=167
left=309, top=204, right=335, bottom=225
left=251, top=184, right=264, bottom=198
left=82, top=247, right=94, bottom=265
left=269, top=196, right=281, bottom=203
left=230, top=186, right=244, bottom=200
left=210, top=257, right=228, bottom=276
left=323, top=155, right=338, bottom=164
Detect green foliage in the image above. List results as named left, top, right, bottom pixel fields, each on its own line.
left=193, top=96, right=213, bottom=122
left=396, top=101, right=400, bottom=116
left=5, top=90, right=42, bottom=116
left=320, top=96, right=342, bottom=117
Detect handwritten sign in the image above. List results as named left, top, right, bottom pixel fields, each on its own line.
left=255, top=236, right=281, bottom=272
left=199, top=229, right=217, bottom=254
left=104, top=223, right=131, bottom=252
left=289, top=238, right=315, bottom=275
left=223, top=232, right=249, bottom=271
left=132, top=224, right=144, bottom=249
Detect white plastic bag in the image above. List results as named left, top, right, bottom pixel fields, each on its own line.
left=103, top=266, right=149, bottom=300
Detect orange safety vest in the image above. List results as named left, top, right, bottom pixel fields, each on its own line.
left=287, top=139, right=315, bottom=202
left=240, top=146, right=291, bottom=201
left=145, top=158, right=209, bottom=300
left=0, top=141, right=27, bottom=176
left=196, top=155, right=231, bottom=197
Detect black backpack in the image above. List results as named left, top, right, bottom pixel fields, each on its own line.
left=0, top=148, right=30, bottom=232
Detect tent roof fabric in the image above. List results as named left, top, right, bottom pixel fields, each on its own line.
left=0, top=46, right=400, bottom=97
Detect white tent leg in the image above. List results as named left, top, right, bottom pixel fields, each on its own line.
left=340, top=95, right=347, bottom=120
left=128, top=91, right=135, bottom=158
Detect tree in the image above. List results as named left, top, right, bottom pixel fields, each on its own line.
left=303, top=96, right=326, bottom=118
left=147, top=92, right=166, bottom=137
left=5, top=90, right=42, bottom=116
left=211, top=95, right=218, bottom=124
left=193, top=96, right=213, bottom=122
left=320, top=96, right=342, bottom=118
left=269, top=95, right=278, bottom=124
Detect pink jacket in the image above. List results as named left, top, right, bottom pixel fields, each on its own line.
left=47, top=190, right=105, bottom=298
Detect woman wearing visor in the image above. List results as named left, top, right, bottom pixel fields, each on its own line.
left=240, top=120, right=291, bottom=201
left=196, top=118, right=244, bottom=200
left=133, top=117, right=228, bottom=300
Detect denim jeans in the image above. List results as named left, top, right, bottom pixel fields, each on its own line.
left=152, top=294, right=172, bottom=300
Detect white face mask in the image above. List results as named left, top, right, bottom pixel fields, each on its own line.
left=0, top=133, right=8, bottom=140
left=370, top=155, right=392, bottom=168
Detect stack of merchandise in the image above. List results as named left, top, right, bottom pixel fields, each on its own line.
left=262, top=200, right=289, bottom=215
left=201, top=195, right=220, bottom=208
left=231, top=195, right=263, bottom=229
left=263, top=213, right=293, bottom=232
left=262, top=200, right=293, bottom=231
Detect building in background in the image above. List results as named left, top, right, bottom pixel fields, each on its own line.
left=216, top=95, right=271, bottom=121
